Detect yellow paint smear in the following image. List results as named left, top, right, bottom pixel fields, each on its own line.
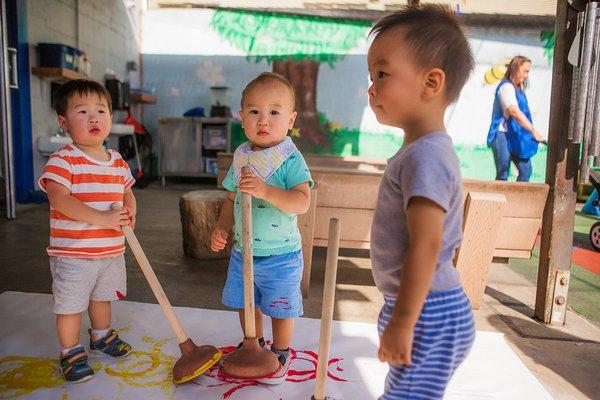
left=0, top=356, right=63, bottom=399
left=104, top=337, right=176, bottom=398
left=0, top=336, right=178, bottom=399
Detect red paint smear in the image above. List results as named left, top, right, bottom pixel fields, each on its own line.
left=192, top=345, right=348, bottom=399
left=270, top=300, right=290, bottom=306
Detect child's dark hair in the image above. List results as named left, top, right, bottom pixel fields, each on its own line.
left=53, top=79, right=112, bottom=116
left=370, top=4, right=474, bottom=103
left=241, top=72, right=296, bottom=109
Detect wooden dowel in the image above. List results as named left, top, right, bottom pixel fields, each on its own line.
left=112, top=203, right=187, bottom=344
left=313, top=218, right=340, bottom=400
left=241, top=192, right=256, bottom=339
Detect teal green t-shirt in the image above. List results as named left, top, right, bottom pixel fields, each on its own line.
left=222, top=150, right=314, bottom=256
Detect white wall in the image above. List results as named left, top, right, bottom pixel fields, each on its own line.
left=27, top=0, right=142, bottom=184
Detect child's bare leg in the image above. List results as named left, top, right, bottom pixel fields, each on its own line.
left=238, top=308, right=264, bottom=339
left=271, top=317, right=294, bottom=350
left=88, top=300, right=111, bottom=340
left=57, top=313, right=82, bottom=349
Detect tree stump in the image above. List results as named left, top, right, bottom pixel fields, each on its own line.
left=180, top=190, right=233, bottom=259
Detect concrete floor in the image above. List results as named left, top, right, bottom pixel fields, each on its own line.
left=1, top=181, right=599, bottom=399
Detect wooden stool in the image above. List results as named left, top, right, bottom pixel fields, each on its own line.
left=180, top=190, right=233, bottom=259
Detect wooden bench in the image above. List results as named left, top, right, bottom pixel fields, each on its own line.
left=457, top=180, right=548, bottom=307
left=216, top=153, right=386, bottom=189
left=215, top=153, right=549, bottom=307
left=308, top=169, right=548, bottom=307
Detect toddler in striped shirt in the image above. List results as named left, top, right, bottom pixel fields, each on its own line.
left=368, top=5, right=476, bottom=399
left=38, top=79, right=136, bottom=383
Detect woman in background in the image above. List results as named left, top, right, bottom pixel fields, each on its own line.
left=487, top=56, right=546, bottom=182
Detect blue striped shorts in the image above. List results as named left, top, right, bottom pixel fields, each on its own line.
left=377, top=286, right=476, bottom=400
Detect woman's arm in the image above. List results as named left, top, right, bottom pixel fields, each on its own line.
left=506, top=106, right=545, bottom=143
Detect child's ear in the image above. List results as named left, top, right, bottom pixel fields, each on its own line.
left=57, top=115, right=68, bottom=132
left=288, top=111, right=298, bottom=129
left=422, top=68, right=445, bottom=100
left=238, top=109, right=244, bottom=127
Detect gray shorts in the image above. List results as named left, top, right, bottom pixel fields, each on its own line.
left=49, top=255, right=127, bottom=315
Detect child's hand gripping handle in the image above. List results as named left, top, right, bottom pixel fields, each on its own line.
left=111, top=202, right=188, bottom=344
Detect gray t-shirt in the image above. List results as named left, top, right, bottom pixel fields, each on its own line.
left=370, top=132, right=463, bottom=297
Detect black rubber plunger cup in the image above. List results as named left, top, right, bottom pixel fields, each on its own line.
left=220, top=192, right=281, bottom=379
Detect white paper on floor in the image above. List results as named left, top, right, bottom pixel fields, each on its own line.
left=0, top=291, right=552, bottom=400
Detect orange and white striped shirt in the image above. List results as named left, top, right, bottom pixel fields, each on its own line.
left=38, top=144, right=135, bottom=258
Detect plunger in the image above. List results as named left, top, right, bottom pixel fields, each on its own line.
left=312, top=218, right=340, bottom=400
left=112, top=203, right=222, bottom=384
left=220, top=192, right=281, bottom=379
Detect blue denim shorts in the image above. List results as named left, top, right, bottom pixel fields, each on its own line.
left=222, top=249, right=303, bottom=319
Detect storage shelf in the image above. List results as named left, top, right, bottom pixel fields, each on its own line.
left=159, top=117, right=231, bottom=185
left=131, top=92, right=157, bottom=104
left=31, top=67, right=87, bottom=81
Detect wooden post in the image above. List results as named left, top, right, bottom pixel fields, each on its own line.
left=298, top=187, right=317, bottom=297
left=535, top=0, right=581, bottom=324
left=313, top=218, right=340, bottom=400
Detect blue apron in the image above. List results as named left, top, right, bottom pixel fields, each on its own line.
left=486, top=80, right=538, bottom=159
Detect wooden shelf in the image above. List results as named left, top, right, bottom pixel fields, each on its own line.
left=31, top=67, right=87, bottom=82
left=131, top=92, right=157, bottom=104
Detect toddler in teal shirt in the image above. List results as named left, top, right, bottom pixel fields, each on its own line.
left=211, top=72, right=313, bottom=385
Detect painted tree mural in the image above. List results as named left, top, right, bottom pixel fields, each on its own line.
left=211, top=10, right=370, bottom=148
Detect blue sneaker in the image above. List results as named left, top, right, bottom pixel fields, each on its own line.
left=89, top=329, right=132, bottom=358
left=59, top=346, right=94, bottom=383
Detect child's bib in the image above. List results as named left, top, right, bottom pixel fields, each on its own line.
left=232, top=136, right=297, bottom=182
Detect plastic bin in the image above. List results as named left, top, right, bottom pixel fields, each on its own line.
left=202, top=125, right=228, bottom=150
left=37, top=43, right=80, bottom=70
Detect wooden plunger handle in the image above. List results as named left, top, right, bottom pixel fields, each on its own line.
left=313, top=218, right=341, bottom=400
left=241, top=192, right=256, bottom=339
left=112, top=203, right=188, bottom=344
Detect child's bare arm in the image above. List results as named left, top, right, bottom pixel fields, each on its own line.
left=211, top=191, right=235, bottom=251
left=238, top=170, right=311, bottom=214
left=45, top=180, right=130, bottom=230
left=261, top=182, right=310, bottom=214
left=123, top=189, right=137, bottom=229
left=378, top=196, right=445, bottom=365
